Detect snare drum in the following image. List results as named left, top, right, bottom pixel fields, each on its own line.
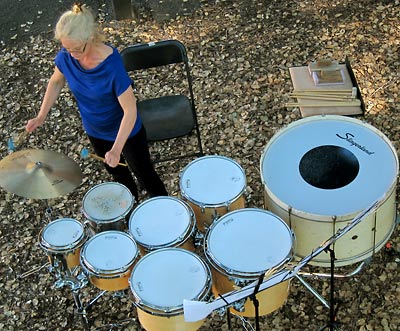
left=80, top=230, right=139, bottom=291
left=39, top=218, right=86, bottom=270
left=128, top=196, right=195, bottom=255
left=82, top=182, right=135, bottom=233
left=260, top=115, right=399, bottom=267
left=204, top=208, right=295, bottom=317
left=179, top=155, right=246, bottom=232
left=129, top=248, right=211, bottom=331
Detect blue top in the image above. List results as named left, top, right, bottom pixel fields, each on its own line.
left=55, top=46, right=142, bottom=141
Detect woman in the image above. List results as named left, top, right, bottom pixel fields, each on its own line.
left=26, top=3, right=167, bottom=201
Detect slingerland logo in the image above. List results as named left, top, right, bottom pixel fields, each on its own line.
left=336, top=132, right=375, bottom=155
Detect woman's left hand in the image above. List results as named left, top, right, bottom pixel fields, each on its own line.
left=104, top=150, right=121, bottom=168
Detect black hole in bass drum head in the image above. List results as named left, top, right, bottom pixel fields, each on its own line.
left=299, top=145, right=359, bottom=190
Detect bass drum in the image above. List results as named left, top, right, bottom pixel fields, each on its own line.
left=260, top=115, right=398, bottom=267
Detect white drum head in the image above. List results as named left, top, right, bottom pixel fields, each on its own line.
left=82, top=182, right=134, bottom=223
left=206, top=209, right=293, bottom=275
left=129, top=197, right=192, bottom=248
left=82, top=231, right=137, bottom=272
left=261, top=115, right=398, bottom=217
left=180, top=155, right=246, bottom=206
left=42, top=218, right=84, bottom=250
left=130, top=248, right=209, bottom=310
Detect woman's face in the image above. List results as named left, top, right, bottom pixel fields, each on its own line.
left=61, top=39, right=88, bottom=59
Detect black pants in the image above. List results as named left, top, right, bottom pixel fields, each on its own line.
left=88, top=126, right=168, bottom=201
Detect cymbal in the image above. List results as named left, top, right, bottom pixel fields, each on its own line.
left=0, top=149, right=82, bottom=199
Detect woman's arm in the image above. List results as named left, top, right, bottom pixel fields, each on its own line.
left=26, top=66, right=66, bottom=132
left=104, top=85, right=138, bottom=167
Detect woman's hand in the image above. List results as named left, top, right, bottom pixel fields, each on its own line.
left=26, top=116, right=45, bottom=133
left=104, top=149, right=122, bottom=168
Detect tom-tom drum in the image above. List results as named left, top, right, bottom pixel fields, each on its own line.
left=129, top=248, right=211, bottom=331
left=82, top=182, right=135, bottom=233
left=204, top=208, right=295, bottom=317
left=128, top=196, right=196, bottom=255
left=179, top=155, right=246, bottom=232
left=39, top=218, right=86, bottom=270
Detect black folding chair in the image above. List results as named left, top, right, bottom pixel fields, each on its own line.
left=120, top=40, right=204, bottom=163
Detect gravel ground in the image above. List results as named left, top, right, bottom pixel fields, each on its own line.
left=0, top=1, right=399, bottom=330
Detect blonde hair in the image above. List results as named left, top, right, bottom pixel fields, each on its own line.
left=55, top=3, right=104, bottom=42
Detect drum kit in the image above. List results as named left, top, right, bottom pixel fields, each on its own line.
left=0, top=114, right=398, bottom=331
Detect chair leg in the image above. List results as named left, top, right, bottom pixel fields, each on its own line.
left=194, top=126, right=204, bottom=156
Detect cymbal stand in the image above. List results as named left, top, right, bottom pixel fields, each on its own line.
left=319, top=246, right=341, bottom=331
left=18, top=261, right=51, bottom=279
left=18, top=207, right=59, bottom=279
left=84, top=290, right=108, bottom=312
left=48, top=256, right=90, bottom=330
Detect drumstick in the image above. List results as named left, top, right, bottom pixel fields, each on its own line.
left=80, top=148, right=128, bottom=167
left=15, top=130, right=30, bottom=146
left=293, top=89, right=352, bottom=93
left=285, top=100, right=361, bottom=107
left=8, top=130, right=30, bottom=152
left=289, top=94, right=356, bottom=101
left=293, top=87, right=358, bottom=97
left=89, top=153, right=128, bottom=167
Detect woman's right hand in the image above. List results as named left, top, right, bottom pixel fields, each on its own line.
left=26, top=117, right=45, bottom=133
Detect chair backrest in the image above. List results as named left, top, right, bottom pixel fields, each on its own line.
left=120, top=40, right=203, bottom=163
left=121, top=39, right=195, bottom=103
left=121, top=39, right=187, bottom=71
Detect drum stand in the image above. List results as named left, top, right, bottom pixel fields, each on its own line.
left=295, top=259, right=368, bottom=310
left=83, top=289, right=138, bottom=330
left=217, top=294, right=233, bottom=331
left=318, top=246, right=342, bottom=331
left=249, top=273, right=264, bottom=331
left=48, top=257, right=91, bottom=331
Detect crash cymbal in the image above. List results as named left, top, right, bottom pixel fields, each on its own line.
left=0, top=149, right=82, bottom=199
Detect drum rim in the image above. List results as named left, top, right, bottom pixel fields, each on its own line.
left=260, top=115, right=399, bottom=220
left=128, top=197, right=195, bottom=249
left=129, top=248, right=211, bottom=315
left=204, top=208, right=295, bottom=278
left=80, top=230, right=138, bottom=275
left=179, top=155, right=247, bottom=207
left=81, top=182, right=135, bottom=223
left=264, top=181, right=397, bottom=222
left=39, top=218, right=86, bottom=252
